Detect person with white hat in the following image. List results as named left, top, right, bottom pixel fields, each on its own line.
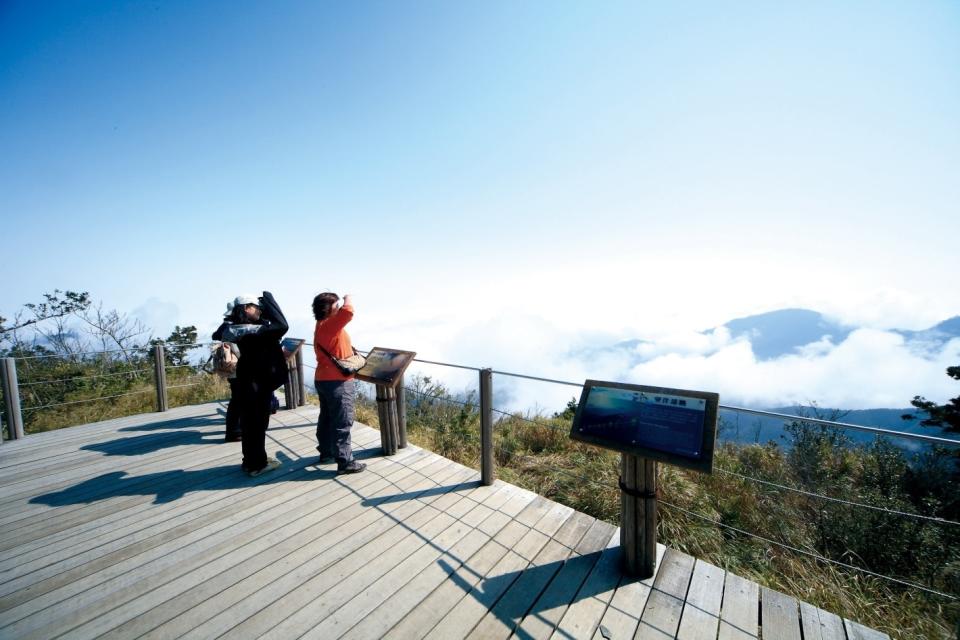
left=219, top=302, right=243, bottom=442
left=213, top=291, right=289, bottom=477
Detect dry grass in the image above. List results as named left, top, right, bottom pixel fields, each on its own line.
left=351, top=388, right=958, bottom=639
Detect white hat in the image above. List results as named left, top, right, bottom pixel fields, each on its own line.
left=234, top=294, right=259, bottom=307
left=223, top=302, right=235, bottom=318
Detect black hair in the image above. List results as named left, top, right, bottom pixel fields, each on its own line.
left=312, top=292, right=340, bottom=321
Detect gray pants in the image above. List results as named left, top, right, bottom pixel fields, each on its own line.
left=315, top=380, right=356, bottom=465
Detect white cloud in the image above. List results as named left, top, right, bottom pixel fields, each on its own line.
left=381, top=310, right=960, bottom=414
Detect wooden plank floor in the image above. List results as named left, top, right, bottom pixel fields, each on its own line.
left=0, top=403, right=890, bottom=640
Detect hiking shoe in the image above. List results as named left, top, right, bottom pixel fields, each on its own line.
left=337, top=461, right=366, bottom=475
left=247, top=457, right=282, bottom=477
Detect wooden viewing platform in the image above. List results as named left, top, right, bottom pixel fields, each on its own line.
left=0, top=402, right=889, bottom=639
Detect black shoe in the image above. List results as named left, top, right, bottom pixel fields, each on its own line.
left=337, top=461, right=366, bottom=475
left=225, top=433, right=242, bottom=442
left=318, top=455, right=335, bottom=464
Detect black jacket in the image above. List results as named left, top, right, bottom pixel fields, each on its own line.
left=213, top=291, right=289, bottom=393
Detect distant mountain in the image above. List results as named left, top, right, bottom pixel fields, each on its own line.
left=894, top=316, right=960, bottom=345
left=717, top=309, right=960, bottom=361
left=719, top=406, right=959, bottom=453
left=718, top=308, right=852, bottom=360
left=591, top=308, right=960, bottom=367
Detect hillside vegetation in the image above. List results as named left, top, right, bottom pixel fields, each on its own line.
left=352, top=375, right=959, bottom=640
left=3, top=326, right=956, bottom=637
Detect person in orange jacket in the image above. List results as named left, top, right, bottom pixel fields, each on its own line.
left=312, top=292, right=365, bottom=474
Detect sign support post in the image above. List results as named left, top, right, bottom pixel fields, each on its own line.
left=375, top=384, right=398, bottom=455
left=620, top=454, right=657, bottom=578
left=355, top=347, right=417, bottom=457
left=569, top=379, right=719, bottom=580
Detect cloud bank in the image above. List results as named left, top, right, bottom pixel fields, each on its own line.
left=372, top=313, right=960, bottom=414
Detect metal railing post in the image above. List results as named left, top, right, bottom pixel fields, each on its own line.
left=396, top=374, right=407, bottom=448
left=480, top=368, right=494, bottom=486
left=283, top=356, right=296, bottom=410
left=295, top=349, right=306, bottom=407
left=153, top=345, right=168, bottom=412
left=1, top=358, right=25, bottom=440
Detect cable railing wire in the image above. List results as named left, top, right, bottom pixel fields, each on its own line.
left=392, top=402, right=960, bottom=602
left=658, top=499, right=958, bottom=601
left=12, top=346, right=154, bottom=360
left=721, top=405, right=960, bottom=447
left=491, top=407, right=566, bottom=431
left=341, top=349, right=957, bottom=447
left=487, top=405, right=960, bottom=526
left=487, top=430, right=960, bottom=600
left=402, top=386, right=477, bottom=411
left=167, top=383, right=204, bottom=390
left=21, top=389, right=154, bottom=412
left=714, top=468, right=960, bottom=527
left=15, top=368, right=155, bottom=387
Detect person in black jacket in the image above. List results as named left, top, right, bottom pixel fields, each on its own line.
left=213, top=291, right=289, bottom=476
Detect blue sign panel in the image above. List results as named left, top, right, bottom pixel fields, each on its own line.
left=570, top=380, right=719, bottom=473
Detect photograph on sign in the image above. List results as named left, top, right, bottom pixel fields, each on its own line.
left=570, top=380, right=719, bottom=473
left=355, top=347, right=417, bottom=387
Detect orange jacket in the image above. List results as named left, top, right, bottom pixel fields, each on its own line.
left=313, top=304, right=355, bottom=381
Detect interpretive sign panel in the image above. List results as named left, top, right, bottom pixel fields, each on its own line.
left=355, top=347, right=417, bottom=387
left=281, top=338, right=305, bottom=358
left=570, top=380, right=719, bottom=473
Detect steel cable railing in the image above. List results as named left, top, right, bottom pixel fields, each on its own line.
left=657, top=499, right=958, bottom=601
left=16, top=368, right=155, bottom=387
left=11, top=346, right=154, bottom=360
left=21, top=389, right=155, bottom=412
left=2, top=342, right=225, bottom=430
left=7, top=339, right=955, bottom=603
left=485, top=404, right=960, bottom=528
left=340, top=351, right=960, bottom=603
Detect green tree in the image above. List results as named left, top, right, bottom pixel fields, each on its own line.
left=553, top=397, right=578, bottom=420
left=0, top=290, right=90, bottom=351
left=902, top=365, right=960, bottom=432
left=152, top=325, right=198, bottom=367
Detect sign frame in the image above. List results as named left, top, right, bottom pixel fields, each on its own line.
left=281, top=338, right=305, bottom=359
left=570, top=379, right=719, bottom=473
left=354, top=347, right=417, bottom=388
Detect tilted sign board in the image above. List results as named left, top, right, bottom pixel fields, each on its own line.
left=281, top=338, right=305, bottom=360
left=355, top=347, right=417, bottom=388
left=570, top=380, right=719, bottom=473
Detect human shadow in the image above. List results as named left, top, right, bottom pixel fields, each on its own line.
left=29, top=451, right=335, bottom=505
left=435, top=549, right=616, bottom=640
left=118, top=415, right=224, bottom=432
left=359, top=480, right=481, bottom=507
left=81, top=430, right=225, bottom=456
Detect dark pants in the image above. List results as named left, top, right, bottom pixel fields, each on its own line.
left=315, top=380, right=356, bottom=465
left=225, top=378, right=242, bottom=438
left=236, top=380, right=273, bottom=471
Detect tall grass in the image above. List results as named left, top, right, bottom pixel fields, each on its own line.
left=352, top=375, right=958, bottom=640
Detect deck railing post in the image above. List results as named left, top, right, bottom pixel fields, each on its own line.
left=283, top=355, right=296, bottom=410
left=295, top=349, right=306, bottom=407
left=1, top=357, right=25, bottom=441
left=153, top=345, right=168, bottom=412
left=480, top=368, right=494, bottom=486
left=396, top=374, right=407, bottom=448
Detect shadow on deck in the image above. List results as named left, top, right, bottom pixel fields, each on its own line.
left=0, top=402, right=889, bottom=639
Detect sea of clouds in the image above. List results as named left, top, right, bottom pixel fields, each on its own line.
left=347, top=311, right=960, bottom=415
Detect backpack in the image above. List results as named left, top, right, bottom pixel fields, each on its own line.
left=211, top=342, right=239, bottom=378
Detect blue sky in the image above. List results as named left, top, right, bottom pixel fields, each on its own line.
left=2, top=1, right=959, bottom=407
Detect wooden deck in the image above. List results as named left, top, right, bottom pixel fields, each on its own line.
left=0, top=402, right=889, bottom=639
